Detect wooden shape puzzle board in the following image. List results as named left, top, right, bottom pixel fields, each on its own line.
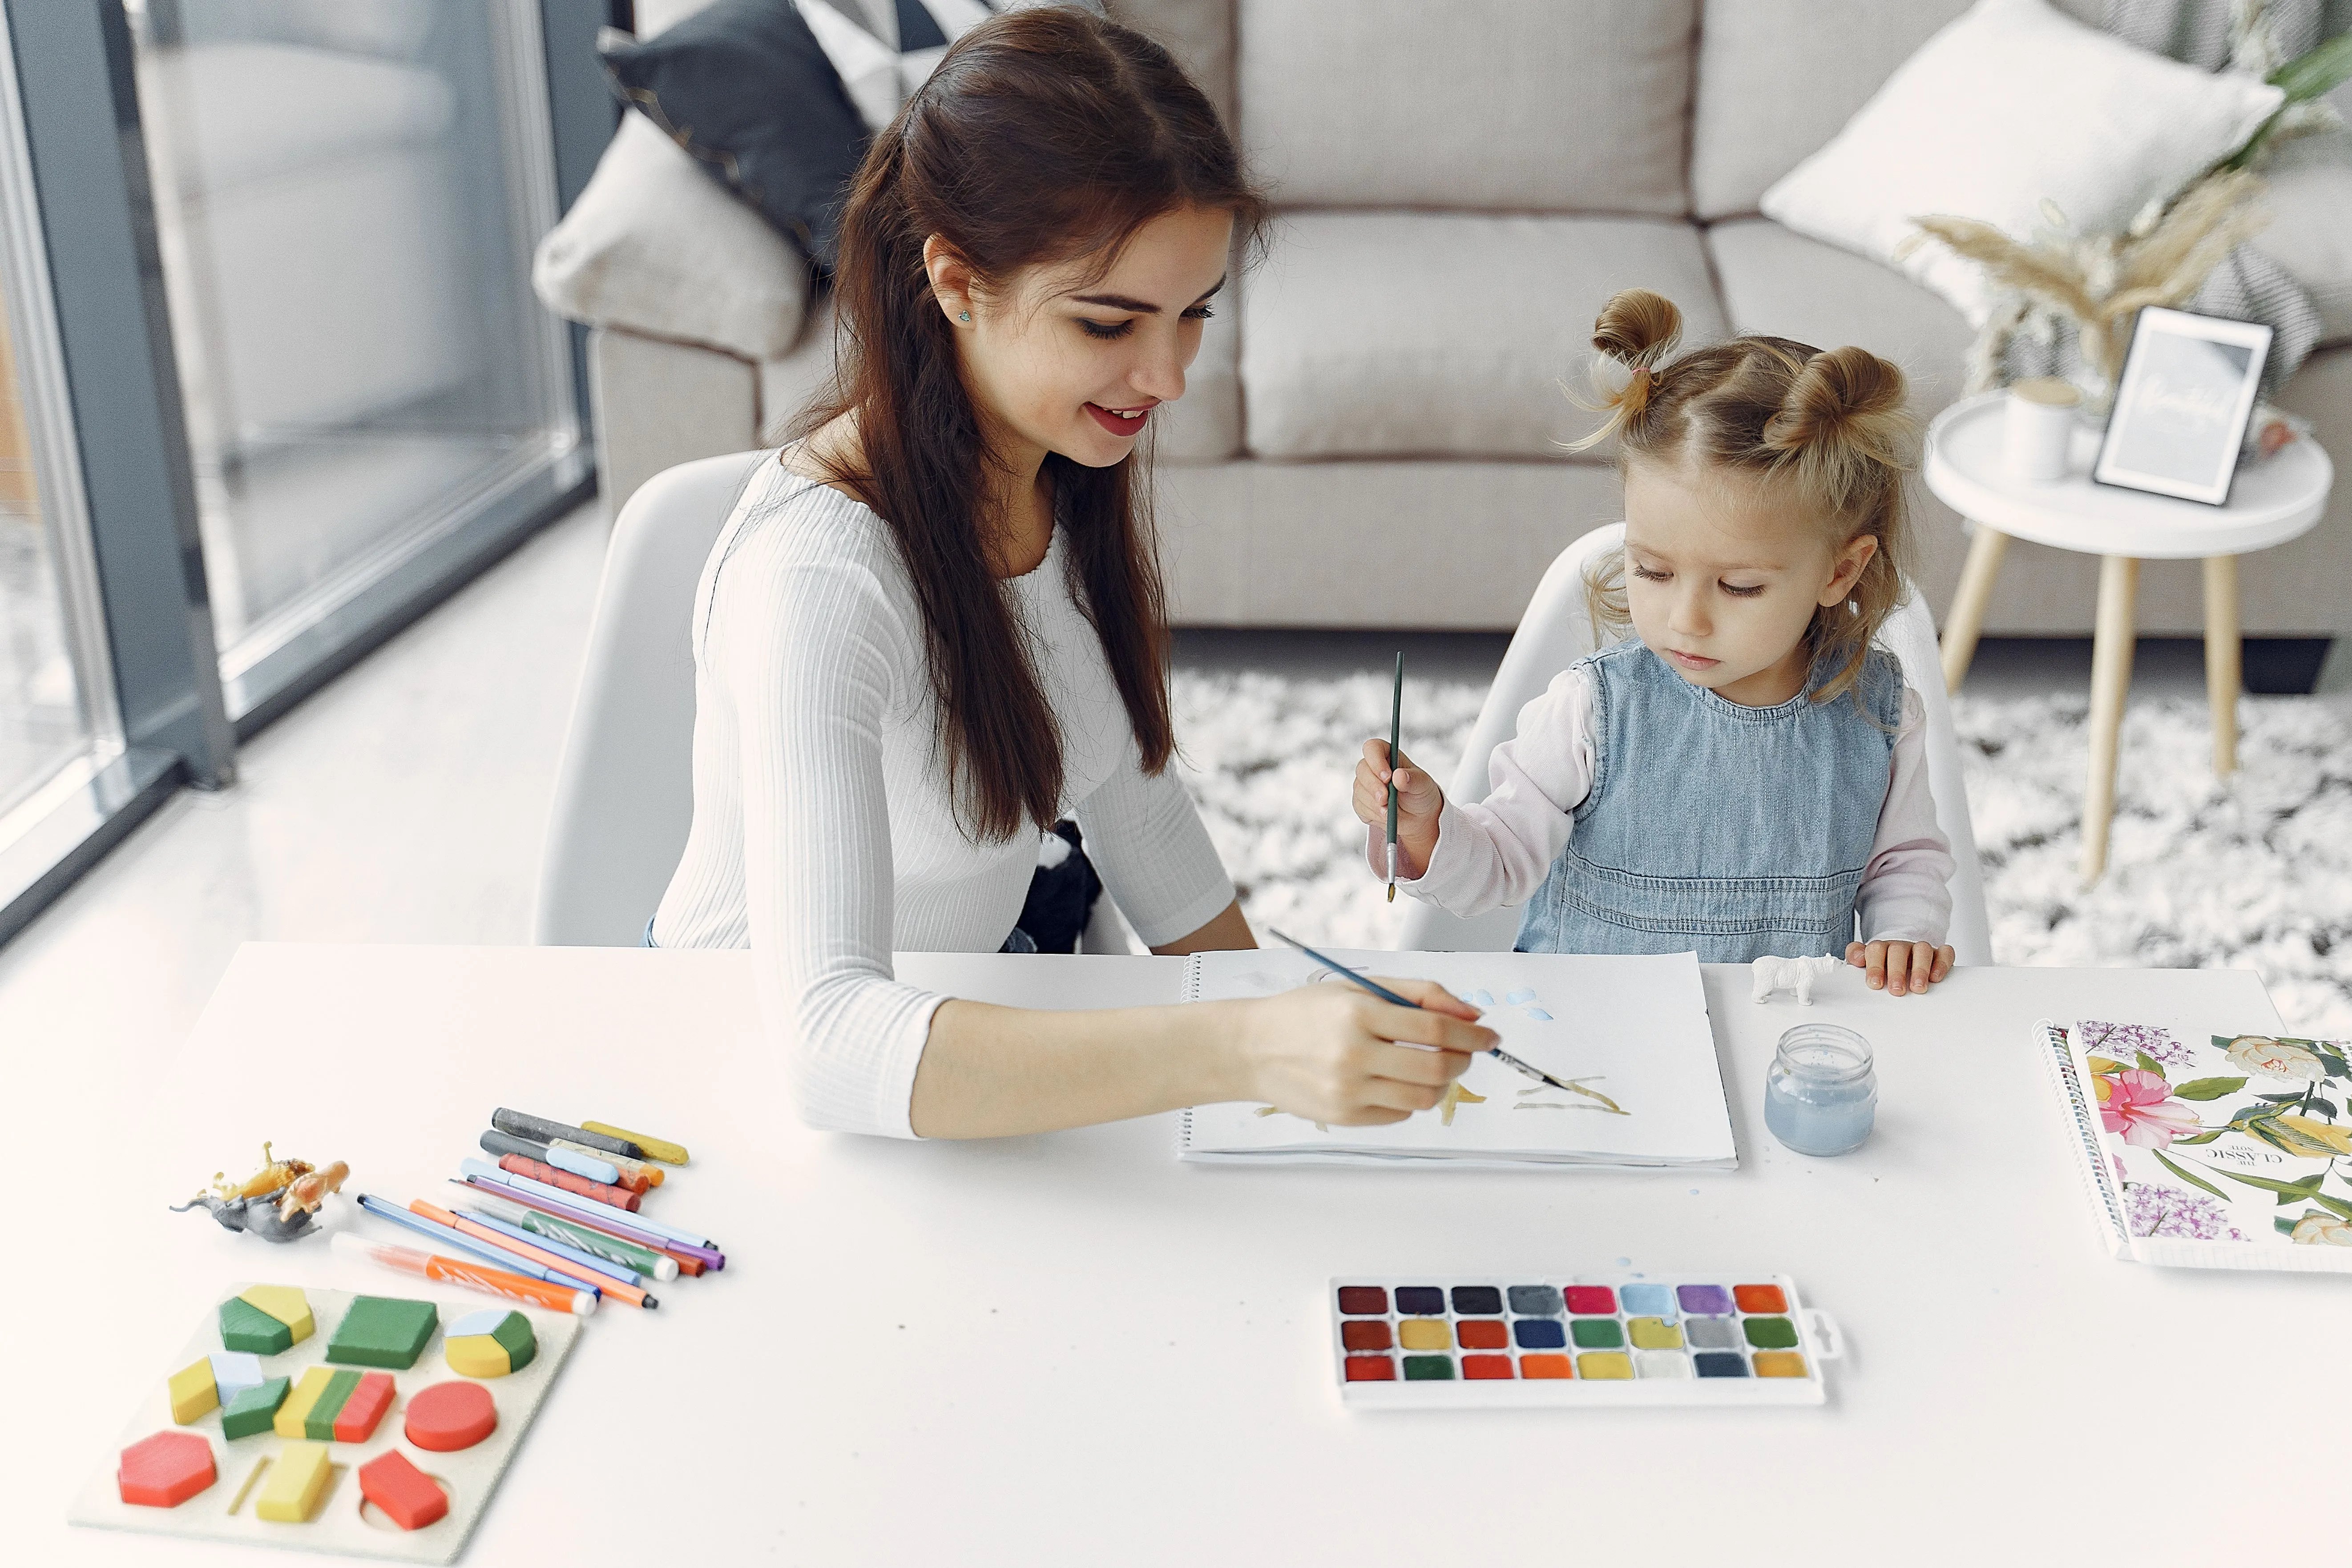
left=69, top=1283, right=578, bottom=1564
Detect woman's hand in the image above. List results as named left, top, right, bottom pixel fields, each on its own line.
left=1223, top=978, right=1496, bottom=1125
left=1353, top=741, right=1446, bottom=879
left=1844, top=939, right=1955, bottom=997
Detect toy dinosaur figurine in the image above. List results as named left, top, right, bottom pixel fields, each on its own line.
left=171, top=1143, right=349, bottom=1242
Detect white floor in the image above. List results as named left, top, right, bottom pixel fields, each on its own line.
left=0, top=496, right=609, bottom=1062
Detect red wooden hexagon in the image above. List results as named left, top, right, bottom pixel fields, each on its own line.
left=119, top=1430, right=216, bottom=1508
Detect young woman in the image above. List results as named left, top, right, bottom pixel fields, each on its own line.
left=650, top=9, right=1494, bottom=1138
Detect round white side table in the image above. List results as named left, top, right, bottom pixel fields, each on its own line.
left=1925, top=391, right=2332, bottom=884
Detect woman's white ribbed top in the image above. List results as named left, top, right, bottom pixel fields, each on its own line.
left=651, top=458, right=1234, bottom=1137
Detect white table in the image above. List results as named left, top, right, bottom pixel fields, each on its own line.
left=1924, top=390, right=2332, bottom=882
left=19, top=944, right=2350, bottom=1566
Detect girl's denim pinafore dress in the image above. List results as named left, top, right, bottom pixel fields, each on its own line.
left=1514, top=640, right=1904, bottom=963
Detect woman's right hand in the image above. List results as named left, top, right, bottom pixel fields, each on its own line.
left=1354, top=740, right=1446, bottom=879
left=1222, top=979, right=1496, bottom=1125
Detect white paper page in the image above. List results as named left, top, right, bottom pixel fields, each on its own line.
left=1182, top=950, right=1734, bottom=1165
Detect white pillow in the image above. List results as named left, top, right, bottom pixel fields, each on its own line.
left=1760, top=0, right=2283, bottom=326
left=532, top=114, right=811, bottom=363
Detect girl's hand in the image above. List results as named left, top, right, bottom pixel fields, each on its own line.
left=1224, top=979, right=1496, bottom=1125
left=1353, top=740, right=1445, bottom=878
left=1845, top=940, right=1955, bottom=997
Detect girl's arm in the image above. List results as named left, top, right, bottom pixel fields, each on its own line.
left=1850, top=685, right=1958, bottom=995
left=1355, top=665, right=1599, bottom=917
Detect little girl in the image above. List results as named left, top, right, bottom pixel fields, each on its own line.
left=1356, top=289, right=1958, bottom=996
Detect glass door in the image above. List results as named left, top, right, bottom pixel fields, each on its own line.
left=0, top=18, right=122, bottom=842
left=126, top=0, right=587, bottom=722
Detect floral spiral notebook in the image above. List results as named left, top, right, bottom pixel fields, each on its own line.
left=2039, top=1018, right=2352, bottom=1270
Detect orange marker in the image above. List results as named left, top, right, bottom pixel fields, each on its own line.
left=330, top=1233, right=596, bottom=1316
left=410, top=1198, right=656, bottom=1309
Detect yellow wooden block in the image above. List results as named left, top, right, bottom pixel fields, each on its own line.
left=582, top=1120, right=687, bottom=1164
left=443, top=1334, right=510, bottom=1379
left=167, top=1358, right=218, bottom=1425
left=256, top=1441, right=331, bottom=1523
left=274, top=1367, right=333, bottom=1440
left=238, top=1286, right=314, bottom=1344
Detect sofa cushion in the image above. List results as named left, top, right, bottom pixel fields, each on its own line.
left=1239, top=212, right=1727, bottom=460
left=2254, top=140, right=2352, bottom=347
left=1691, top=0, right=2104, bottom=221
left=1237, top=0, right=1695, bottom=215
left=1109, top=1, right=1236, bottom=131
left=535, top=113, right=813, bottom=362
left=1758, top=0, right=2279, bottom=326
left=601, top=0, right=871, bottom=269
left=1703, top=218, right=1974, bottom=419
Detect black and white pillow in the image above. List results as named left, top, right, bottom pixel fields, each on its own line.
left=600, top=1, right=871, bottom=269
left=796, top=1, right=998, bottom=132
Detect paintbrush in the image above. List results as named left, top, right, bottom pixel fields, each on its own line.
left=1267, top=929, right=1626, bottom=1113
left=1386, top=651, right=1403, bottom=903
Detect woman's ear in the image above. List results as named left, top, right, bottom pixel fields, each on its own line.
left=1818, top=534, right=1879, bottom=608
left=922, top=234, right=976, bottom=327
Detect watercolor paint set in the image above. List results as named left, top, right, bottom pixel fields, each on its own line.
left=1330, top=1274, right=1842, bottom=1407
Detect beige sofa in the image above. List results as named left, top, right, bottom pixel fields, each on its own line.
left=572, top=0, right=2352, bottom=644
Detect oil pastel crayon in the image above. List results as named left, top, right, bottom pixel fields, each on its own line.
left=492, top=1108, right=643, bottom=1161
left=498, top=1152, right=641, bottom=1211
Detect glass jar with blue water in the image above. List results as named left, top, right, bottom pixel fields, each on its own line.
left=1763, top=1024, right=1876, bottom=1157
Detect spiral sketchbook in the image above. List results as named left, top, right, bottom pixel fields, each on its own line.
left=1176, top=950, right=1736, bottom=1170
left=2037, top=1017, right=2352, bottom=1271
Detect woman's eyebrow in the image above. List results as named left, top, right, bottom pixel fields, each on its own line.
left=1069, top=275, right=1228, bottom=313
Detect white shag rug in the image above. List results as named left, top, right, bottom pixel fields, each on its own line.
left=1169, top=671, right=2352, bottom=1037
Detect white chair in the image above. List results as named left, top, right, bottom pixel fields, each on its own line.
left=534, top=450, right=1141, bottom=952
left=1398, top=523, right=1993, bottom=965
left=534, top=451, right=768, bottom=946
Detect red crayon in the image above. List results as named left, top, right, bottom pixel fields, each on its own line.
left=498, top=1152, right=640, bottom=1212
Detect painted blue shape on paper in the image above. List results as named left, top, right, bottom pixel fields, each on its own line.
left=1523, top=1007, right=1553, bottom=1021
left=1467, top=989, right=1494, bottom=1008
left=1505, top=988, right=1538, bottom=1006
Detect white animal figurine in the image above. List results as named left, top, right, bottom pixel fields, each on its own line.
left=1751, top=953, right=1841, bottom=1006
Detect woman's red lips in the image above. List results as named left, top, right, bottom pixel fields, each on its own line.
left=1085, top=402, right=1152, bottom=436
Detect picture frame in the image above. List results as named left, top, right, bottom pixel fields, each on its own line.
left=2092, top=306, right=2273, bottom=506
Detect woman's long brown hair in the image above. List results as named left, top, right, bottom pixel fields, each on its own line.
left=792, top=8, right=1267, bottom=842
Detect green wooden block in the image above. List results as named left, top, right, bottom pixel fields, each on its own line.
left=488, top=1312, right=535, bottom=1373
left=325, top=1296, right=438, bottom=1369
left=220, top=1376, right=290, bottom=1440
left=303, top=1368, right=363, bottom=1439
left=218, top=1296, right=292, bottom=1355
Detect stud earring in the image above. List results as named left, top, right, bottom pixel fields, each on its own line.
left=958, top=311, right=971, bottom=323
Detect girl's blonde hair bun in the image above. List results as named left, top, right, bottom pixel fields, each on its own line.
left=1569, top=289, right=1683, bottom=450
left=1767, top=344, right=1910, bottom=466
